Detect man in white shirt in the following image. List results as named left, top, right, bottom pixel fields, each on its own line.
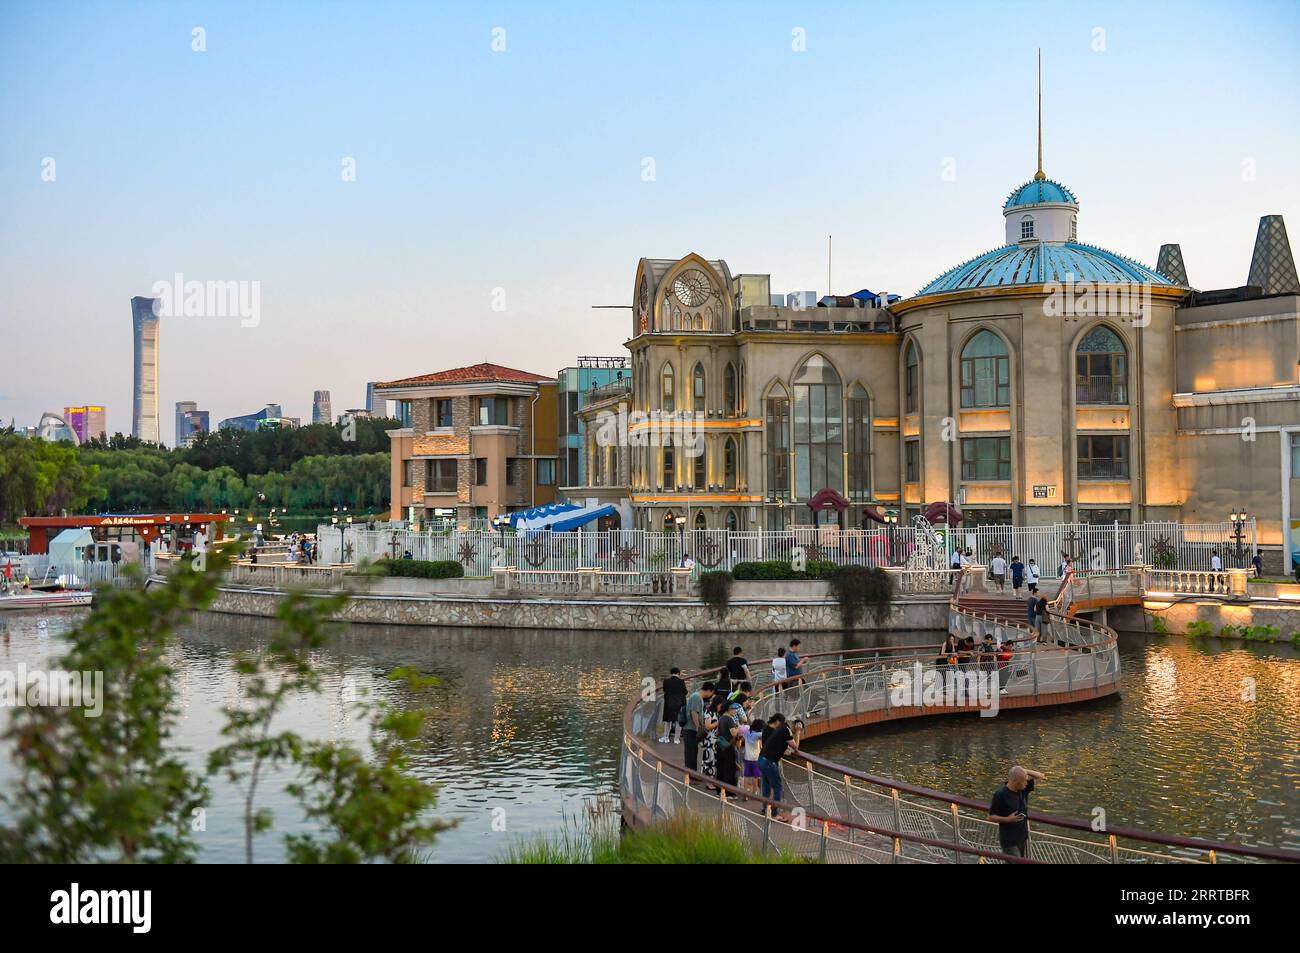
left=1210, top=550, right=1223, bottom=590
left=990, top=553, right=1007, bottom=592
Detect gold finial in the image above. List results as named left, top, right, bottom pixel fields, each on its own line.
left=1034, top=49, right=1046, bottom=181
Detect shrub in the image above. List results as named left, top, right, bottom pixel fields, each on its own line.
left=731, top=560, right=839, bottom=581
left=372, top=559, right=465, bottom=579
left=1149, top=615, right=1169, bottom=635
left=1244, top=624, right=1280, bottom=642
left=698, top=571, right=733, bottom=621
left=1185, top=620, right=1213, bottom=639
left=828, top=565, right=894, bottom=630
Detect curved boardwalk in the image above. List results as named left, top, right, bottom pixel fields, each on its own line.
left=621, top=571, right=1297, bottom=864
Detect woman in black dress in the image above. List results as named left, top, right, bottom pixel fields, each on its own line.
left=660, top=667, right=687, bottom=743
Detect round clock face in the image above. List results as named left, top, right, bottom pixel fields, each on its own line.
left=672, top=271, right=710, bottom=307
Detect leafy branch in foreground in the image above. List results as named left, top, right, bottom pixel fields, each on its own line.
left=0, top=554, right=227, bottom=863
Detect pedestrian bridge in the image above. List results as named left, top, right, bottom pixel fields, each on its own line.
left=620, top=569, right=1297, bottom=864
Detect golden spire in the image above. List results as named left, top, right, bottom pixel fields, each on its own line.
left=1034, top=48, right=1046, bottom=181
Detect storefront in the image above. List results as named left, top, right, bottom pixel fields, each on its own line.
left=18, top=514, right=231, bottom=555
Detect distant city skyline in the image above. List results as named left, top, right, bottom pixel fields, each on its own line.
left=2, top=1, right=1297, bottom=436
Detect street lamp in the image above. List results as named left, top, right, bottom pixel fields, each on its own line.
left=1229, top=510, right=1248, bottom=566
left=883, top=511, right=899, bottom=566
left=674, top=514, right=686, bottom=564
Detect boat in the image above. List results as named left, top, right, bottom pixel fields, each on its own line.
left=0, top=589, right=93, bottom=611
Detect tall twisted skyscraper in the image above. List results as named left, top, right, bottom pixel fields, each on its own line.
left=131, top=296, right=160, bottom=443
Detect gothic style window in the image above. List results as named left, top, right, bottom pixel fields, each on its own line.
left=1075, top=326, right=1128, bottom=405
left=792, top=355, right=843, bottom=499
left=660, top=363, right=675, bottom=412
left=903, top=342, right=919, bottom=414
left=725, top=509, right=739, bottom=533
left=1020, top=216, right=1035, bottom=240
left=662, top=443, right=675, bottom=489
left=846, top=384, right=870, bottom=501
left=960, top=331, right=1010, bottom=408
left=692, top=363, right=706, bottom=414
left=765, top=385, right=790, bottom=499
left=724, top=363, right=738, bottom=416
left=694, top=511, right=707, bottom=530
left=693, top=444, right=706, bottom=489
left=723, top=437, right=738, bottom=490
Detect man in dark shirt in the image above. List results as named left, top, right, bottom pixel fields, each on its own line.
left=724, top=646, right=751, bottom=685
left=715, top=706, right=740, bottom=789
left=988, top=765, right=1046, bottom=858
left=756, top=714, right=797, bottom=804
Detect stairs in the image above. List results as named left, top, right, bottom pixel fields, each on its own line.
left=956, top=594, right=1036, bottom=626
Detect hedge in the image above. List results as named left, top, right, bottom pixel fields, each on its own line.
left=372, top=559, right=465, bottom=579
left=731, top=560, right=840, bottom=581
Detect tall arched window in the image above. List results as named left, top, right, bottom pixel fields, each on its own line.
left=693, top=444, right=706, bottom=489
left=723, top=437, right=738, bottom=489
left=692, top=363, right=706, bottom=414
left=724, top=363, right=738, bottom=416
left=725, top=509, right=739, bottom=533
left=694, top=511, right=707, bottom=530
left=846, top=384, right=870, bottom=501
left=766, top=383, right=790, bottom=500
left=660, top=364, right=675, bottom=412
left=960, top=331, right=1010, bottom=408
left=663, top=510, right=675, bottom=531
left=792, top=355, right=843, bottom=499
left=904, top=342, right=919, bottom=414
left=662, top=441, right=675, bottom=489
left=1076, top=326, right=1128, bottom=405
left=738, top=362, right=746, bottom=413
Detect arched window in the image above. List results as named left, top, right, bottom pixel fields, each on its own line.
left=724, top=363, right=738, bottom=416
left=663, top=509, right=675, bottom=531
left=660, top=364, right=675, bottom=413
left=792, top=355, right=843, bottom=499
left=738, top=362, right=746, bottom=413
left=723, top=437, right=738, bottom=490
left=692, top=363, right=706, bottom=414
left=960, top=331, right=1010, bottom=408
left=662, top=441, right=675, bottom=489
left=903, top=342, right=919, bottom=414
left=766, top=383, right=790, bottom=499
left=694, top=511, right=707, bottom=530
left=693, top=444, right=706, bottom=489
left=846, top=384, right=870, bottom=501
left=1020, top=216, right=1035, bottom=240
left=1076, top=326, right=1128, bottom=404
left=1070, top=217, right=1077, bottom=241
left=725, top=509, right=739, bottom=533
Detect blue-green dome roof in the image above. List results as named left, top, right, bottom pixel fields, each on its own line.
left=915, top=242, right=1176, bottom=298
left=1004, top=178, right=1077, bottom=209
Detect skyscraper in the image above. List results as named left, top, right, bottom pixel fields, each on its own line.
left=175, top=400, right=197, bottom=447
left=63, top=405, right=107, bottom=444
left=365, top=381, right=385, bottom=417
left=131, top=296, right=160, bottom=443
left=312, top=390, right=332, bottom=425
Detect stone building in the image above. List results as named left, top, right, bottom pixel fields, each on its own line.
left=569, top=166, right=1299, bottom=568
left=376, top=363, right=558, bottom=525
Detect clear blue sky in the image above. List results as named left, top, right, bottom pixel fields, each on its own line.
left=1, top=0, right=1297, bottom=442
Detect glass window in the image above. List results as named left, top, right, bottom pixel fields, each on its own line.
left=436, top=399, right=454, bottom=428
left=960, top=330, right=1010, bottom=408
left=792, top=355, right=843, bottom=499
left=662, top=444, right=675, bottom=489
left=723, top=437, right=738, bottom=489
left=537, top=459, right=555, bottom=486
left=960, top=437, right=1011, bottom=481
left=506, top=458, right=516, bottom=485
left=904, top=343, right=919, bottom=414
left=1076, top=326, right=1128, bottom=405
left=846, top=384, right=870, bottom=501
left=474, top=458, right=488, bottom=485
left=905, top=439, right=919, bottom=483
left=661, top=364, right=675, bottom=412
left=724, top=363, right=737, bottom=416
left=694, top=511, right=707, bottom=530
left=1077, top=435, right=1130, bottom=479
left=425, top=459, right=457, bottom=493
left=477, top=398, right=509, bottom=426
left=1020, top=216, right=1034, bottom=240
left=1292, top=433, right=1300, bottom=474
left=692, top=363, right=706, bottom=414
left=693, top=445, right=706, bottom=489
left=766, top=389, right=790, bottom=498
left=726, top=509, right=739, bottom=532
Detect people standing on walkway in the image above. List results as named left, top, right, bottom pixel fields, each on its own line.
left=1058, top=552, right=1071, bottom=577
left=700, top=696, right=721, bottom=782
left=715, top=701, right=742, bottom=790
left=951, top=548, right=963, bottom=570
left=785, top=638, right=804, bottom=689
left=996, top=638, right=1015, bottom=694
left=757, top=713, right=799, bottom=805
left=990, top=552, right=1007, bottom=592
left=740, top=718, right=765, bottom=795
left=682, top=681, right=714, bottom=772
left=1252, top=550, right=1263, bottom=578
left=1025, top=559, right=1040, bottom=594
left=1010, top=555, right=1025, bottom=593
left=1211, top=550, right=1224, bottom=590
left=960, top=549, right=974, bottom=592
left=1035, top=597, right=1049, bottom=640
left=660, top=667, right=687, bottom=744
left=988, top=765, right=1046, bottom=858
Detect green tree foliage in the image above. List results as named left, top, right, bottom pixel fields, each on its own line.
left=0, top=428, right=99, bottom=525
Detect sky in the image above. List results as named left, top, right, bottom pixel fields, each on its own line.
left=1, top=0, right=1297, bottom=444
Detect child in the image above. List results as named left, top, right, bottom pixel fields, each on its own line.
left=771, top=647, right=787, bottom=693
left=740, top=718, right=765, bottom=795
left=1026, top=558, right=1040, bottom=594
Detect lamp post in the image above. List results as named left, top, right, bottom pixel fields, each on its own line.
left=1229, top=510, right=1248, bottom=566
left=883, top=511, right=899, bottom=566
left=674, top=514, right=686, bottom=565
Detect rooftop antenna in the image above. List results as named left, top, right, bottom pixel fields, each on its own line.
left=1034, top=48, right=1046, bottom=181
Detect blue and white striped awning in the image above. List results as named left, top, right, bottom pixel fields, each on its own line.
left=508, top=502, right=618, bottom=533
